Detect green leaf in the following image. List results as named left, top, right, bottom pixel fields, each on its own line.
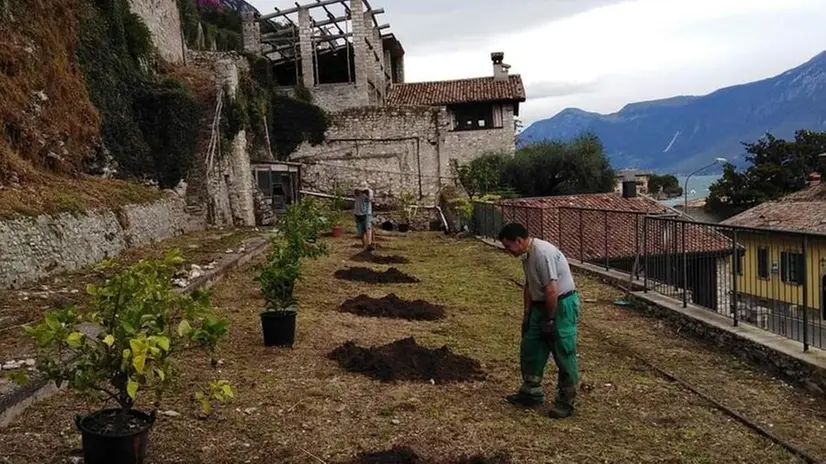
left=122, top=321, right=136, bottom=335
left=122, top=348, right=132, bottom=360
left=154, top=368, right=166, bottom=381
left=133, top=353, right=146, bottom=374
left=103, top=334, right=115, bottom=347
left=177, top=320, right=192, bottom=337
left=221, top=383, right=234, bottom=399
left=126, top=378, right=139, bottom=399
left=66, top=332, right=85, bottom=349
left=155, top=336, right=170, bottom=352
left=45, top=313, right=61, bottom=331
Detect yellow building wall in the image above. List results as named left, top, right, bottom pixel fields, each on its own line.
left=735, top=233, right=826, bottom=314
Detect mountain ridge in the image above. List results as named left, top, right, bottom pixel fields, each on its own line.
left=520, top=51, right=826, bottom=174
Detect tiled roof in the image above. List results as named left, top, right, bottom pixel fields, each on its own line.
left=495, top=193, right=733, bottom=261
left=386, top=75, right=526, bottom=106
left=722, top=183, right=826, bottom=233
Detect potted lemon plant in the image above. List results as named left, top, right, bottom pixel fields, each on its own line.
left=24, top=251, right=233, bottom=464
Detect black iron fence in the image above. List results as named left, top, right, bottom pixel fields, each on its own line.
left=472, top=201, right=826, bottom=352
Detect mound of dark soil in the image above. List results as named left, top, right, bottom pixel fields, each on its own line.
left=328, top=337, right=485, bottom=384
left=351, top=251, right=410, bottom=265
left=339, top=294, right=445, bottom=321
left=340, top=447, right=511, bottom=464
left=334, top=267, right=419, bottom=284
left=349, top=446, right=421, bottom=464
left=351, top=244, right=392, bottom=250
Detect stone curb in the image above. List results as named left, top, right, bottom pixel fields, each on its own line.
left=0, top=234, right=271, bottom=427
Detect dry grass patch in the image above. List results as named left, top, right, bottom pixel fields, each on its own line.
left=574, top=276, right=826, bottom=460
left=0, top=232, right=813, bottom=463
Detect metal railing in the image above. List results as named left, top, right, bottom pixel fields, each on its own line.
left=472, top=200, right=826, bottom=352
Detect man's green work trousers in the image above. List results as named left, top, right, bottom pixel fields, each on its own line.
left=518, top=292, right=580, bottom=408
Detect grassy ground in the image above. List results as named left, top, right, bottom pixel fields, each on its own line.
left=0, top=227, right=263, bottom=361
left=1, top=232, right=824, bottom=463
left=0, top=172, right=165, bottom=219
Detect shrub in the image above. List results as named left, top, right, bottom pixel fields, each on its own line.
left=269, top=95, right=328, bottom=159
left=24, top=251, right=233, bottom=415
left=133, top=80, right=200, bottom=188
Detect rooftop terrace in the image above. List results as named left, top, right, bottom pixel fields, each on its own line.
left=1, top=231, right=825, bottom=462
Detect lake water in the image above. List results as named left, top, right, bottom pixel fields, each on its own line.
left=659, top=174, right=722, bottom=206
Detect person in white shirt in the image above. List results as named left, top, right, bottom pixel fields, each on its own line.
left=353, top=181, right=374, bottom=251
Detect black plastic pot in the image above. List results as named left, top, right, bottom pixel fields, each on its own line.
left=75, top=408, right=156, bottom=464
left=398, top=223, right=410, bottom=233
left=260, top=309, right=297, bottom=347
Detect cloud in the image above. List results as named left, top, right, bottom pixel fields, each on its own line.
left=248, top=0, right=632, bottom=53
left=525, top=80, right=600, bottom=100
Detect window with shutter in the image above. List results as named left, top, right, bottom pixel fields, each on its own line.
left=780, top=251, right=804, bottom=285
left=757, top=248, right=769, bottom=279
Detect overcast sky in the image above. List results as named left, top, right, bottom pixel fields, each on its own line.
left=249, top=0, right=826, bottom=125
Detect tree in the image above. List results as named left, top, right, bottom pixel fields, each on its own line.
left=706, top=130, right=826, bottom=212
left=648, top=174, right=683, bottom=198
left=450, top=152, right=509, bottom=198
left=503, top=133, right=615, bottom=197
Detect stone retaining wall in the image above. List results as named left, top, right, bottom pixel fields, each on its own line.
left=0, top=195, right=204, bottom=289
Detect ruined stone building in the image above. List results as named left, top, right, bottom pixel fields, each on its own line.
left=242, top=0, right=526, bottom=204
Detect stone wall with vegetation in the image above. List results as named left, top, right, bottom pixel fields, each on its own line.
left=0, top=195, right=204, bottom=289
left=127, top=0, right=185, bottom=63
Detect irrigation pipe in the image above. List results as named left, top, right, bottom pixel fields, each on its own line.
left=505, top=278, right=823, bottom=464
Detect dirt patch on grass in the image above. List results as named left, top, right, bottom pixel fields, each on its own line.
left=351, top=251, right=410, bottom=265
left=335, top=267, right=419, bottom=284
left=339, top=294, right=445, bottom=321
left=340, top=447, right=512, bottom=463
left=328, top=337, right=485, bottom=384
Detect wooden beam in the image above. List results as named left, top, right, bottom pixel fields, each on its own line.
left=259, top=0, right=344, bottom=21
left=262, top=12, right=348, bottom=39
left=312, top=32, right=352, bottom=41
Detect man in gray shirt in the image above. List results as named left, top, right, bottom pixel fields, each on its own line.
left=498, top=222, right=581, bottom=419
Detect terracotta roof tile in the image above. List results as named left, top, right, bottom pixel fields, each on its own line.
left=722, top=184, right=826, bottom=233
left=386, top=75, right=526, bottom=106
left=494, top=193, right=732, bottom=261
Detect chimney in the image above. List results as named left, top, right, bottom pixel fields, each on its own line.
left=491, top=52, right=510, bottom=80
left=621, top=170, right=637, bottom=198
left=808, top=172, right=822, bottom=187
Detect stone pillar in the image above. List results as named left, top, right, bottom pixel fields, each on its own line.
left=363, top=11, right=377, bottom=92
left=372, top=25, right=385, bottom=99
left=351, top=0, right=369, bottom=90
left=298, top=7, right=315, bottom=87
left=241, top=11, right=261, bottom=55
left=384, top=49, right=392, bottom=83
left=394, top=56, right=405, bottom=84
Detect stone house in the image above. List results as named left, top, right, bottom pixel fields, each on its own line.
left=242, top=0, right=526, bottom=205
